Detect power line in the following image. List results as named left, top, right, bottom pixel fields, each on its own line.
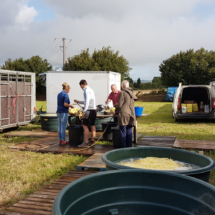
left=42, top=40, right=62, bottom=59
left=65, top=39, right=72, bottom=47
left=39, top=40, right=55, bottom=56
left=47, top=48, right=61, bottom=59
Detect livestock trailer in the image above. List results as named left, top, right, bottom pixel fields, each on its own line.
left=0, top=70, right=36, bottom=131
left=39, top=71, right=121, bottom=113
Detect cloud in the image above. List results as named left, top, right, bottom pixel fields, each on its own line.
left=0, top=0, right=20, bottom=27
left=15, top=5, right=38, bottom=30
left=0, top=0, right=215, bottom=80
left=44, top=0, right=207, bottom=21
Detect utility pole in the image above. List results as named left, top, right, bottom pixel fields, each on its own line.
left=55, top=37, right=72, bottom=68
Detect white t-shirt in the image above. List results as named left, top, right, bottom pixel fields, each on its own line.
left=78, top=86, right=96, bottom=111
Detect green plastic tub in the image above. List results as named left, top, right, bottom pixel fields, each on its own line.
left=40, top=114, right=58, bottom=131
left=52, top=170, right=215, bottom=215
left=102, top=147, right=215, bottom=182
left=95, top=116, right=113, bottom=131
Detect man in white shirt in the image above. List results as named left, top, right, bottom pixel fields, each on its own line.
left=74, top=80, right=96, bottom=147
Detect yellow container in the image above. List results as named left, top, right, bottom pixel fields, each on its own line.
left=192, top=103, right=198, bottom=112
left=181, top=104, right=187, bottom=107
left=187, top=104, right=193, bottom=113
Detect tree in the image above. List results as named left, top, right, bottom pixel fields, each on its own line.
left=127, top=77, right=133, bottom=84
left=127, top=77, right=134, bottom=88
left=137, top=78, right=141, bottom=88
left=133, top=78, right=141, bottom=89
left=1, top=56, right=52, bottom=93
left=159, top=48, right=215, bottom=86
left=63, top=48, right=94, bottom=71
left=152, top=77, right=161, bottom=85
left=63, top=46, right=131, bottom=80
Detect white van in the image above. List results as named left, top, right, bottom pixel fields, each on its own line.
left=172, top=83, right=215, bottom=122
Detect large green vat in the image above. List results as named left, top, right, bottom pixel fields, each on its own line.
left=95, top=116, right=113, bottom=131
left=40, top=114, right=58, bottom=131
left=52, top=170, right=215, bottom=215
left=102, top=147, right=215, bottom=182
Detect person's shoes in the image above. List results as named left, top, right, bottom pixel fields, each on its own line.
left=61, top=140, right=69, bottom=145
left=78, top=142, right=90, bottom=148
left=90, top=140, right=95, bottom=145
left=59, top=140, right=62, bottom=144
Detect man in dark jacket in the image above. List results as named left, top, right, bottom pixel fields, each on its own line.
left=115, top=80, right=137, bottom=148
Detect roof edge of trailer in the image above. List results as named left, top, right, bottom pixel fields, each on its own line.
left=0, top=69, right=35, bottom=76
left=39, top=71, right=121, bottom=76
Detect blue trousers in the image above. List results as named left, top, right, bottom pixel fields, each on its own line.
left=57, top=113, right=68, bottom=141
left=119, top=125, right=133, bottom=148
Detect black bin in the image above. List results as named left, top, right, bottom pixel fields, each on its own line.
left=68, top=126, right=83, bottom=146
left=102, top=122, right=117, bottom=141
left=111, top=127, right=121, bottom=148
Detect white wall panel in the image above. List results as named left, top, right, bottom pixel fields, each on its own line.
left=46, top=71, right=121, bottom=113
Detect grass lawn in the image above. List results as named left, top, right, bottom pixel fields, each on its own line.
left=1, top=101, right=215, bottom=208
left=0, top=102, right=87, bottom=208
left=0, top=134, right=87, bottom=208
left=136, top=102, right=215, bottom=140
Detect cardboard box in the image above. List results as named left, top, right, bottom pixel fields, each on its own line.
left=184, top=100, right=195, bottom=104
left=187, top=104, right=193, bottom=113
left=192, top=103, right=198, bottom=112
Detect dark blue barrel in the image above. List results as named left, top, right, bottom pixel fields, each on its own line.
left=111, top=127, right=121, bottom=148
left=102, top=122, right=117, bottom=141
left=68, top=126, right=83, bottom=146
left=52, top=170, right=215, bottom=215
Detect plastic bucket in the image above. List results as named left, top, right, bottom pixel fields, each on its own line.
left=102, top=147, right=215, bottom=182
left=68, top=126, right=83, bottom=146
left=102, top=122, right=117, bottom=141
left=111, top=127, right=121, bottom=148
left=134, top=107, right=143, bottom=116
left=52, top=169, right=215, bottom=215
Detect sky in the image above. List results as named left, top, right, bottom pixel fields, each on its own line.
left=0, top=0, right=215, bottom=80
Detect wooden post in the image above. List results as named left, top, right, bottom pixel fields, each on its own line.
left=134, top=119, right=137, bottom=144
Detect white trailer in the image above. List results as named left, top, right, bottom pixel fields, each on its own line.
left=39, top=71, right=121, bottom=113
left=0, top=70, right=36, bottom=131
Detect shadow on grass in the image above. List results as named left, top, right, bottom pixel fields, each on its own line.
left=138, top=130, right=215, bottom=141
